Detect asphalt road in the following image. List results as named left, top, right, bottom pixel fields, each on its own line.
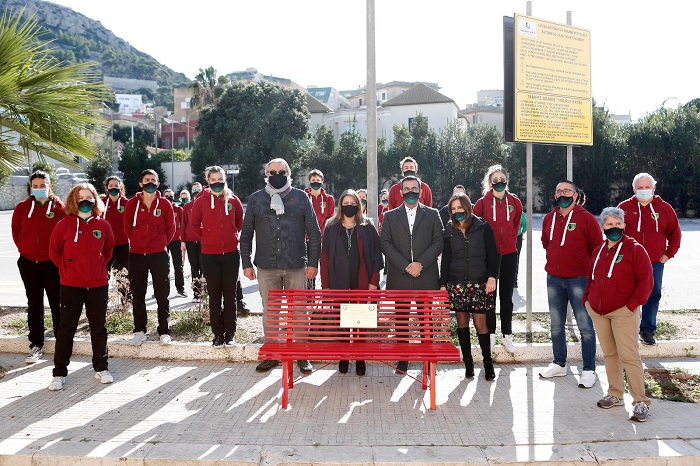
left=1, top=210, right=698, bottom=313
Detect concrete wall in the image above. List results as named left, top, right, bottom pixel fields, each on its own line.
left=0, top=181, right=75, bottom=211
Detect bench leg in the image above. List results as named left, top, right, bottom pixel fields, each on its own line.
left=287, top=360, right=294, bottom=389
left=430, top=361, right=437, bottom=410
left=422, top=361, right=428, bottom=390
left=281, top=360, right=290, bottom=409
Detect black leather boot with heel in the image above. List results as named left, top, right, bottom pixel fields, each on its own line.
left=457, top=327, right=474, bottom=378
left=478, top=332, right=496, bottom=381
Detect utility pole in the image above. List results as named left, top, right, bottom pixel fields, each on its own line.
left=525, top=0, right=533, bottom=334
left=566, top=10, right=574, bottom=182
left=366, top=0, right=378, bottom=226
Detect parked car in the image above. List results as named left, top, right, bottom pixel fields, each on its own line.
left=57, top=172, right=89, bottom=183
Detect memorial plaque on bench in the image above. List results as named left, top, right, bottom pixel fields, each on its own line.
left=340, top=303, right=378, bottom=328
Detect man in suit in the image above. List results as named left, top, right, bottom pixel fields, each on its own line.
left=380, top=176, right=444, bottom=373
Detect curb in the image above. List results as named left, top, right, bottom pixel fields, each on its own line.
left=1, top=335, right=697, bottom=364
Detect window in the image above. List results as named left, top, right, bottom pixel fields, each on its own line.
left=381, top=92, right=386, bottom=100
left=408, top=117, right=413, bottom=130
left=494, top=96, right=503, bottom=106
left=178, top=136, right=185, bottom=147
left=359, top=98, right=363, bottom=106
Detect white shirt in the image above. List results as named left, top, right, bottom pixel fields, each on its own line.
left=404, top=203, right=418, bottom=233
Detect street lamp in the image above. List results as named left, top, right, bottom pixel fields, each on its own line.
left=158, top=115, right=175, bottom=189
left=100, top=102, right=114, bottom=162
left=183, top=109, right=198, bottom=151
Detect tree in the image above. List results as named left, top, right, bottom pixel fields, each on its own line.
left=193, top=81, right=309, bottom=198
left=0, top=9, right=109, bottom=177
left=188, top=66, right=230, bottom=109
left=31, top=159, right=57, bottom=185
left=113, top=123, right=155, bottom=147
left=117, top=142, right=165, bottom=195
left=86, top=149, right=114, bottom=191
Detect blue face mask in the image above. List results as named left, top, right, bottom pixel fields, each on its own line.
left=403, top=192, right=419, bottom=205
left=78, top=200, right=94, bottom=213
left=454, top=212, right=467, bottom=222
left=32, top=188, right=48, bottom=199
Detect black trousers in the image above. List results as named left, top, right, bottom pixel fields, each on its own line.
left=515, top=234, right=523, bottom=285
left=488, top=251, right=517, bottom=335
left=53, top=285, right=108, bottom=377
left=185, top=241, right=203, bottom=298
left=201, top=252, right=240, bottom=336
left=17, top=256, right=61, bottom=349
left=129, top=251, right=170, bottom=335
left=168, top=240, right=185, bottom=292
left=107, top=243, right=130, bottom=303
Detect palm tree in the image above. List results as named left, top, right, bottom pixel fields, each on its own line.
left=188, top=66, right=229, bottom=109
left=0, top=8, right=109, bottom=174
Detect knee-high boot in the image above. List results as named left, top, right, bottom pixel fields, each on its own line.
left=456, top=327, right=474, bottom=378
left=478, top=333, right=496, bottom=380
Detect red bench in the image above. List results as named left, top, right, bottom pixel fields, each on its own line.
left=258, top=288, right=460, bottom=410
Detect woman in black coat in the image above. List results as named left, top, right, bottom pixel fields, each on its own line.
left=440, top=193, right=500, bottom=381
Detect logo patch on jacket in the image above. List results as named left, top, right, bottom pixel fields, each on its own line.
left=46, top=211, right=54, bottom=218
left=615, top=255, right=623, bottom=263
left=154, top=209, right=162, bottom=217
left=508, top=205, right=515, bottom=213
left=321, top=201, right=327, bottom=208
left=93, top=230, right=102, bottom=239
left=118, top=206, right=125, bottom=213
left=226, top=203, right=233, bottom=211
left=652, top=213, right=660, bottom=219
left=567, top=223, right=577, bottom=231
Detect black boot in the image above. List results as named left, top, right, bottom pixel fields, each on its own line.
left=457, top=327, right=474, bottom=378
left=478, top=333, right=496, bottom=381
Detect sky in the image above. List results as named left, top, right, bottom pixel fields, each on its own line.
left=48, top=0, right=699, bottom=121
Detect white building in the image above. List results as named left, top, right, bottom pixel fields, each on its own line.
left=115, top=94, right=143, bottom=115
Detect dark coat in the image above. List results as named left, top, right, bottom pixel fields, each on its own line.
left=440, top=216, right=500, bottom=286
left=379, top=203, right=443, bottom=290
left=320, top=220, right=383, bottom=289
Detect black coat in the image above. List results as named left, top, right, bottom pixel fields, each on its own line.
left=440, top=215, right=500, bottom=286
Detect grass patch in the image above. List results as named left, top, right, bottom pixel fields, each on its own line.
left=665, top=309, right=700, bottom=314
left=656, top=321, right=679, bottom=340
left=170, top=310, right=209, bottom=341
left=0, top=366, right=6, bottom=380
left=105, top=311, right=135, bottom=334
left=645, top=368, right=700, bottom=403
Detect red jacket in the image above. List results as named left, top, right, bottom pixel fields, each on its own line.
left=541, top=205, right=602, bottom=278
left=187, top=190, right=244, bottom=254
left=388, top=180, right=433, bottom=209
left=12, top=196, right=66, bottom=262
left=123, top=192, right=175, bottom=254
left=49, top=215, right=114, bottom=288
left=618, top=195, right=681, bottom=263
left=170, top=203, right=184, bottom=244
left=181, top=201, right=196, bottom=242
left=583, top=235, right=653, bottom=314
left=473, top=191, right=522, bottom=255
left=101, top=194, right=129, bottom=246
left=304, top=187, right=335, bottom=233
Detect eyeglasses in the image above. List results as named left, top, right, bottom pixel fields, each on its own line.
left=402, top=187, right=420, bottom=194
left=268, top=170, right=287, bottom=176
left=555, top=189, right=574, bottom=195
left=491, top=178, right=507, bottom=184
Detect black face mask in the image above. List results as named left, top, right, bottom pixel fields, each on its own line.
left=210, top=182, right=225, bottom=193
left=556, top=196, right=574, bottom=209
left=108, top=188, right=120, bottom=197
left=142, top=182, right=158, bottom=194
left=268, top=174, right=288, bottom=189
left=78, top=200, right=94, bottom=213
left=341, top=205, right=359, bottom=218
left=309, top=182, right=322, bottom=191
left=403, top=170, right=416, bottom=177
left=603, top=227, right=624, bottom=242
left=165, top=196, right=174, bottom=202
left=492, top=182, right=507, bottom=192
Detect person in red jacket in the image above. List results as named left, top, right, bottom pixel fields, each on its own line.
left=164, top=189, right=186, bottom=297
left=320, top=189, right=383, bottom=375
left=12, top=171, right=66, bottom=364
left=101, top=176, right=130, bottom=306
left=123, top=169, right=175, bottom=346
left=377, top=189, right=389, bottom=227
left=539, top=181, right=600, bottom=388
left=583, top=207, right=653, bottom=422
left=472, top=165, right=522, bottom=355
left=181, top=183, right=205, bottom=301
left=304, top=169, right=334, bottom=289
left=47, top=183, right=115, bottom=391
left=188, top=166, right=244, bottom=347
left=387, top=157, right=433, bottom=209
left=618, top=173, right=682, bottom=345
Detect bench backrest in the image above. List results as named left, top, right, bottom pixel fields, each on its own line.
left=265, top=289, right=453, bottom=344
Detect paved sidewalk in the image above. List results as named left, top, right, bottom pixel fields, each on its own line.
left=1, top=352, right=699, bottom=465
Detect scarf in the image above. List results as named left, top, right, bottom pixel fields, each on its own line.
left=264, top=179, right=291, bottom=215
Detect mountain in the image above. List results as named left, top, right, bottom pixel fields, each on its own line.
left=0, top=0, right=190, bottom=106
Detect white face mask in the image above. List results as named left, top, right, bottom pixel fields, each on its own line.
left=635, top=189, right=653, bottom=202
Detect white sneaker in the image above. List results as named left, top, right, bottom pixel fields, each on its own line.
left=578, top=370, right=597, bottom=388
left=539, top=363, right=567, bottom=378
left=502, top=334, right=516, bottom=354
left=129, top=331, right=146, bottom=346
left=489, top=334, right=496, bottom=354
left=25, top=346, right=43, bottom=364
left=95, top=370, right=114, bottom=384
left=160, top=334, right=172, bottom=345
left=48, top=376, right=65, bottom=391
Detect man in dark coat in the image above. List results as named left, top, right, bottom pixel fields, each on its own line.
left=379, top=176, right=444, bottom=373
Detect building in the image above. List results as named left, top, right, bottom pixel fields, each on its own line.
left=104, top=76, right=158, bottom=92
left=476, top=89, right=504, bottom=107
left=459, top=105, right=504, bottom=133
left=115, top=94, right=144, bottom=115
left=340, top=81, right=440, bottom=109
left=610, top=112, right=633, bottom=125
left=227, top=67, right=305, bottom=91
left=306, top=86, right=350, bottom=111
left=305, top=94, right=333, bottom=134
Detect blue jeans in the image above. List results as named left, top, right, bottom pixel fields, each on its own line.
left=546, top=275, right=596, bottom=371
left=640, top=262, right=664, bottom=335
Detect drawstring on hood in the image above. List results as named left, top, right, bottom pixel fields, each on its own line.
left=28, top=198, right=52, bottom=218
left=103, top=196, right=122, bottom=218
left=592, top=240, right=624, bottom=280
left=492, top=194, right=510, bottom=222
left=132, top=197, right=159, bottom=227
left=210, top=191, right=230, bottom=215
left=308, top=191, right=325, bottom=214
left=549, top=208, right=574, bottom=246
left=637, top=201, right=659, bottom=233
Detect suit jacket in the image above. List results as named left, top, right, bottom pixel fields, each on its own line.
left=379, top=203, right=444, bottom=290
